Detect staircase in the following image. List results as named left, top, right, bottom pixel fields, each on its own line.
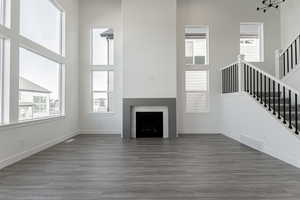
left=277, top=34, right=300, bottom=79
left=221, top=56, right=299, bottom=136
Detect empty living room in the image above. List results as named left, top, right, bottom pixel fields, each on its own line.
left=1, top=0, right=300, bottom=199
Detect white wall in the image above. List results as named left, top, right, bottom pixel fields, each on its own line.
left=280, top=0, right=300, bottom=49
left=221, top=93, right=300, bottom=168
left=0, top=0, right=79, bottom=169
left=177, top=0, right=281, bottom=134
left=79, top=0, right=123, bottom=135
left=122, top=0, right=177, bottom=98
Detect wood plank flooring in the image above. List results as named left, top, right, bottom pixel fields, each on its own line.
left=0, top=134, right=300, bottom=200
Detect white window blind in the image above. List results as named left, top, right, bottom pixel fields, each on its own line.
left=240, top=23, right=263, bottom=62
left=185, top=70, right=209, bottom=113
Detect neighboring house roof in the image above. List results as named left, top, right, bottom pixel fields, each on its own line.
left=19, top=77, right=51, bottom=94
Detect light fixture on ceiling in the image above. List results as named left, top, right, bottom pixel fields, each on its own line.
left=257, top=0, right=286, bottom=13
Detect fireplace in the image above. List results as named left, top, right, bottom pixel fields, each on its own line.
left=136, top=112, right=163, bottom=138
left=131, top=106, right=169, bottom=138
left=123, top=98, right=176, bottom=139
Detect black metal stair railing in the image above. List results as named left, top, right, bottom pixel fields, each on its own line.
left=221, top=63, right=239, bottom=94
left=280, top=34, right=300, bottom=78
left=243, top=62, right=299, bottom=135
left=221, top=60, right=299, bottom=136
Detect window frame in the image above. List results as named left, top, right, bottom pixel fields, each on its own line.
left=0, top=37, right=4, bottom=123
left=240, top=22, right=264, bottom=63
left=19, top=0, right=65, bottom=56
left=0, top=0, right=66, bottom=127
left=184, top=25, right=210, bottom=67
left=89, top=26, right=115, bottom=114
left=90, top=27, right=115, bottom=66
left=18, top=46, right=65, bottom=122
left=184, top=69, right=210, bottom=113
left=91, top=70, right=114, bottom=113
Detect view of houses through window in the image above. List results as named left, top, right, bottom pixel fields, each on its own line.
left=19, top=48, right=61, bottom=121
left=92, top=71, right=114, bottom=113
left=185, top=26, right=209, bottom=65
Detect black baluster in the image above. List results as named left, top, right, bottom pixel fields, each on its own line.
left=278, top=84, right=281, bottom=119
left=260, top=73, right=263, bottom=104
left=273, top=80, right=276, bottom=115
left=244, top=64, right=246, bottom=92
left=253, top=69, right=256, bottom=98
left=283, top=52, right=286, bottom=76
left=268, top=78, right=271, bottom=111
left=232, top=66, right=234, bottom=92
left=222, top=70, right=224, bottom=93
left=225, top=69, right=227, bottom=93
left=229, top=66, right=232, bottom=93
left=289, top=90, right=292, bottom=129
left=247, top=65, right=249, bottom=92
left=250, top=67, right=252, bottom=95
left=296, top=94, right=299, bottom=135
left=264, top=75, right=267, bottom=107
left=291, top=45, right=294, bottom=69
left=235, top=65, right=237, bottom=92
left=257, top=70, right=259, bottom=100
left=287, top=48, right=290, bottom=73
left=283, top=87, right=286, bottom=124
left=295, top=40, right=298, bottom=65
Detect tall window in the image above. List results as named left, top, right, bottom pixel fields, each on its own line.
left=91, top=28, right=114, bottom=113
left=185, top=70, right=209, bottom=113
left=92, top=71, right=114, bottom=113
left=19, top=48, right=62, bottom=121
left=185, top=26, right=209, bottom=65
left=92, top=28, right=114, bottom=65
left=240, top=23, right=264, bottom=62
left=0, top=0, right=65, bottom=125
left=20, top=0, right=63, bottom=54
left=0, top=0, right=10, bottom=27
left=0, top=38, right=4, bottom=123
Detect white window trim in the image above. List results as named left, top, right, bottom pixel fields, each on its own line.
left=19, top=0, right=66, bottom=56
left=89, top=26, right=115, bottom=114
left=90, top=69, right=114, bottom=114
left=240, top=22, right=264, bottom=63
left=0, top=0, right=66, bottom=127
left=184, top=69, right=210, bottom=114
left=185, top=25, right=210, bottom=67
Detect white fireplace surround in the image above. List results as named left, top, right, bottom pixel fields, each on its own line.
left=131, top=106, right=169, bottom=138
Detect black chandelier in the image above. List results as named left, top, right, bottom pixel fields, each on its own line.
left=257, top=0, right=286, bottom=13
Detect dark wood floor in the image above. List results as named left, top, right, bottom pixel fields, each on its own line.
left=1, top=134, right=300, bottom=200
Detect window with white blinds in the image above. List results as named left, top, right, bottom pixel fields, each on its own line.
left=185, top=70, right=209, bottom=113
left=240, top=23, right=264, bottom=62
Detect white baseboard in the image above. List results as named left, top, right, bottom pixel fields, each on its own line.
left=80, top=129, right=121, bottom=135
left=0, top=129, right=80, bottom=170
left=178, top=129, right=221, bottom=134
